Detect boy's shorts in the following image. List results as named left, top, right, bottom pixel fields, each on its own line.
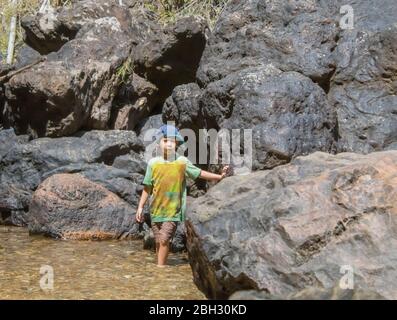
left=152, top=221, right=178, bottom=244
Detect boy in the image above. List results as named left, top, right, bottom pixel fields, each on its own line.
left=136, top=124, right=229, bottom=267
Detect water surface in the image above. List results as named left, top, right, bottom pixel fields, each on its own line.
left=0, top=226, right=205, bottom=299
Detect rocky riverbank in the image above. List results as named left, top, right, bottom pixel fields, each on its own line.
left=1, top=0, right=396, bottom=299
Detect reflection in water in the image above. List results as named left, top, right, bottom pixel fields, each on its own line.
left=0, top=226, right=205, bottom=299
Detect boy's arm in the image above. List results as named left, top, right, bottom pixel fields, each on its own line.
left=199, top=165, right=230, bottom=182
left=136, top=185, right=152, bottom=222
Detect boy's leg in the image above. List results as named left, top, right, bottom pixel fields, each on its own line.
left=156, top=222, right=177, bottom=266
left=152, top=223, right=161, bottom=258
left=157, top=240, right=170, bottom=267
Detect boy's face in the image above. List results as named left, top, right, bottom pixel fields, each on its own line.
left=160, top=137, right=177, bottom=155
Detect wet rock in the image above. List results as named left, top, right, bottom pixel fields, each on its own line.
left=0, top=129, right=144, bottom=226
left=186, top=150, right=397, bottom=299
left=28, top=173, right=140, bottom=239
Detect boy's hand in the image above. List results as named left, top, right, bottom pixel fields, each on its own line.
left=136, top=207, right=144, bottom=223
left=220, top=165, right=231, bottom=179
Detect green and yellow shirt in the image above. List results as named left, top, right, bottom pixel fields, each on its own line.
left=142, top=154, right=201, bottom=222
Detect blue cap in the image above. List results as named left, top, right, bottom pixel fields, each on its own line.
left=156, top=124, right=185, bottom=143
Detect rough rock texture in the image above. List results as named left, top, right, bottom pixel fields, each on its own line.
left=163, top=83, right=203, bottom=132
left=111, top=73, right=159, bottom=130
left=196, top=0, right=339, bottom=86
left=21, top=0, right=135, bottom=54
left=186, top=150, right=397, bottom=299
left=134, top=16, right=208, bottom=103
left=164, top=0, right=397, bottom=169
left=229, top=286, right=386, bottom=300
left=13, top=45, right=42, bottom=70
left=329, top=6, right=397, bottom=153
left=4, top=16, right=132, bottom=138
left=201, top=65, right=338, bottom=170
left=4, top=0, right=207, bottom=138
left=136, top=113, right=163, bottom=146
left=0, top=129, right=145, bottom=226
left=28, top=173, right=142, bottom=239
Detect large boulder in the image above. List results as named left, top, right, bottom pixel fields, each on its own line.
left=5, top=0, right=207, bottom=137
left=28, top=173, right=142, bottom=240
left=21, top=0, right=135, bottom=54
left=166, top=66, right=338, bottom=171
left=201, top=65, right=338, bottom=170
left=110, top=73, right=159, bottom=130
left=134, top=16, right=208, bottom=103
left=186, top=150, right=397, bottom=299
left=0, top=129, right=145, bottom=226
left=329, top=1, right=397, bottom=153
left=4, top=16, right=132, bottom=138
left=164, top=0, right=397, bottom=169
left=196, top=0, right=339, bottom=87
left=0, top=63, right=13, bottom=129
left=163, top=83, right=203, bottom=132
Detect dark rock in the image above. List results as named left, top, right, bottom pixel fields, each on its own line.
left=196, top=0, right=339, bottom=86
left=22, top=0, right=135, bottom=54
left=5, top=1, right=207, bottom=138
left=329, top=24, right=397, bottom=153
left=201, top=65, right=338, bottom=170
left=0, top=129, right=144, bottom=226
left=4, top=16, right=132, bottom=138
left=0, top=64, right=14, bottom=129
left=186, top=150, right=397, bottom=299
left=136, top=113, right=164, bottom=146
left=13, top=45, right=42, bottom=70
left=164, top=0, right=396, bottom=165
left=163, top=83, right=203, bottom=131
left=28, top=173, right=141, bottom=239
left=134, top=16, right=208, bottom=103
left=111, top=73, right=159, bottom=130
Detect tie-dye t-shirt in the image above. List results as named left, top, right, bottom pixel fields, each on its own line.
left=142, top=155, right=201, bottom=222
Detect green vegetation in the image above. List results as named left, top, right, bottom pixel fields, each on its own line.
left=0, top=0, right=228, bottom=63
left=143, top=0, right=228, bottom=28
left=115, top=56, right=134, bottom=85
left=0, top=0, right=71, bottom=61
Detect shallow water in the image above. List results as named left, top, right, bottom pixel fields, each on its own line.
left=0, top=226, right=205, bottom=300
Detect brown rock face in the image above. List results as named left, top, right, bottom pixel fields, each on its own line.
left=186, top=150, right=397, bottom=299
left=29, top=173, right=140, bottom=240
